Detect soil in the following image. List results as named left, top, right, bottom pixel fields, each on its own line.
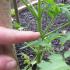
left=14, top=0, right=70, bottom=70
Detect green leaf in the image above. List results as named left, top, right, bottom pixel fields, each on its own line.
left=43, top=0, right=61, bottom=19
left=61, top=4, right=70, bottom=21
left=60, top=32, right=70, bottom=45
left=25, top=39, right=52, bottom=53
left=43, top=0, right=55, bottom=4
left=44, top=32, right=62, bottom=43
left=64, top=51, right=70, bottom=58
left=26, top=39, right=42, bottom=47
left=38, top=54, right=70, bottom=70
left=13, top=22, right=21, bottom=29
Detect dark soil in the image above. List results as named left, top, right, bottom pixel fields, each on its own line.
left=65, top=56, right=70, bottom=65
left=15, top=0, right=70, bottom=70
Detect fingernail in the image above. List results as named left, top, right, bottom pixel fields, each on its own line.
left=6, top=60, right=17, bottom=70
left=35, top=32, right=40, bottom=35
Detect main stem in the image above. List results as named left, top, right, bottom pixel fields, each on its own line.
left=36, top=47, right=43, bottom=63
left=37, top=18, right=42, bottom=35
left=37, top=0, right=44, bottom=39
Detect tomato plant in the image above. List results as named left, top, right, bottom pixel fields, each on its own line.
left=12, top=0, right=70, bottom=70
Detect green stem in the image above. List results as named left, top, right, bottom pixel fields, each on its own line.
left=36, top=47, right=43, bottom=63
left=37, top=0, right=44, bottom=39
left=37, top=0, right=42, bottom=32
left=37, top=18, right=42, bottom=34
left=44, top=23, right=69, bottom=37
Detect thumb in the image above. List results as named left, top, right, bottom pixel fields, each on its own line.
left=0, top=55, right=17, bottom=70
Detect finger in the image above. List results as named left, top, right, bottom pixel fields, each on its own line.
left=0, top=55, right=16, bottom=70
left=0, top=27, right=40, bottom=45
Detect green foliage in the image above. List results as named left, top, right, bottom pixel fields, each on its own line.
left=44, top=32, right=62, bottom=43
left=21, top=0, right=43, bottom=38
left=64, top=51, right=70, bottom=58
left=21, top=0, right=62, bottom=39
left=43, top=0, right=61, bottom=19
left=60, top=32, right=70, bottom=45
left=11, top=9, right=16, bottom=16
left=22, top=53, right=31, bottom=65
left=38, top=54, right=70, bottom=70
left=60, top=4, right=70, bottom=21
left=12, top=21, right=21, bottom=29
left=24, top=32, right=63, bottom=64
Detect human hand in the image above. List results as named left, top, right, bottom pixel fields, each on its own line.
left=0, top=27, right=40, bottom=70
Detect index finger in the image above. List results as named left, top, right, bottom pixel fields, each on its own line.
left=0, top=27, right=40, bottom=45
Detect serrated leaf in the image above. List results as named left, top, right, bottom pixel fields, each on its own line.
left=38, top=54, right=70, bottom=70
left=43, top=0, right=61, bottom=19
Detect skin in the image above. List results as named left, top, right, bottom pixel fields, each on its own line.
left=0, top=27, right=40, bottom=70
